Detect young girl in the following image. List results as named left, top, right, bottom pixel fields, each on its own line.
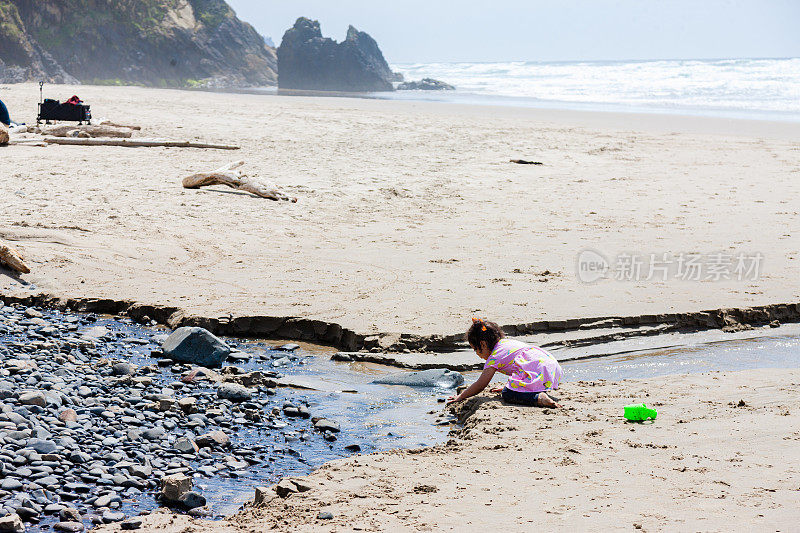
left=447, top=318, right=562, bottom=407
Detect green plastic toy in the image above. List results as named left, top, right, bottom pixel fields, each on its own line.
left=624, top=403, right=657, bottom=421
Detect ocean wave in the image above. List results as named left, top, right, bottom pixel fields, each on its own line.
left=391, top=58, right=800, bottom=115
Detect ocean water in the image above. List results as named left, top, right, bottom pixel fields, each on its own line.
left=388, top=57, right=800, bottom=121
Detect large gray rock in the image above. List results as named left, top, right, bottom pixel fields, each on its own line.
left=141, top=427, right=165, bottom=441
left=160, top=474, right=192, bottom=502
left=162, top=327, right=230, bottom=368
left=180, top=491, right=206, bottom=509
left=0, top=514, right=24, bottom=533
left=53, top=523, right=84, bottom=532
left=101, top=510, right=125, bottom=523
left=112, top=362, right=137, bottom=376
left=59, top=508, right=81, bottom=522
left=58, top=409, right=78, bottom=422
left=216, top=383, right=252, bottom=402
left=128, top=463, right=152, bottom=479
left=278, top=17, right=395, bottom=92
left=313, top=419, right=340, bottom=433
left=19, top=390, right=46, bottom=406
left=26, top=438, right=58, bottom=454
left=121, top=518, right=143, bottom=530
left=372, top=368, right=465, bottom=389
left=174, top=437, right=198, bottom=455
left=397, top=78, right=455, bottom=91
left=196, top=430, right=230, bottom=448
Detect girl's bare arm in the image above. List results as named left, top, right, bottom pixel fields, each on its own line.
left=447, top=367, right=497, bottom=404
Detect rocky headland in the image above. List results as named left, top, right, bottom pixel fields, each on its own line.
left=0, top=0, right=276, bottom=88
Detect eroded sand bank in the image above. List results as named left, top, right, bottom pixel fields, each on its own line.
left=2, top=83, right=799, bottom=338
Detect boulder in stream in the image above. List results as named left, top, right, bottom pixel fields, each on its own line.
left=217, top=382, right=253, bottom=402
left=162, top=327, right=230, bottom=368
left=160, top=474, right=192, bottom=502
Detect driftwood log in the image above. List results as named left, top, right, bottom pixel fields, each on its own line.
left=182, top=161, right=297, bottom=202
left=0, top=242, right=30, bottom=274
left=97, top=120, right=142, bottom=130
left=43, top=137, right=240, bottom=150
left=39, top=124, right=134, bottom=138
left=7, top=139, right=47, bottom=147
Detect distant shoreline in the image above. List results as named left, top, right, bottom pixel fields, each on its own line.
left=183, top=84, right=800, bottom=124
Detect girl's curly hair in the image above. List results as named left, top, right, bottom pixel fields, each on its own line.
left=467, top=318, right=504, bottom=351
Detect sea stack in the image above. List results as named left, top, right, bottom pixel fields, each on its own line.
left=277, top=17, right=395, bottom=92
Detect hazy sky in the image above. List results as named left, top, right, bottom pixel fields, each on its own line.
left=226, top=0, right=799, bottom=63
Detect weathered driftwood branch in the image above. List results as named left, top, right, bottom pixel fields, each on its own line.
left=7, top=139, right=48, bottom=147
left=182, top=161, right=297, bottom=202
left=43, top=137, right=240, bottom=150
left=39, top=124, right=133, bottom=138
left=0, top=242, right=30, bottom=274
left=97, top=120, right=142, bottom=130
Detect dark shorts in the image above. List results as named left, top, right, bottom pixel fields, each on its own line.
left=501, top=387, right=547, bottom=406
left=0, top=99, right=10, bottom=126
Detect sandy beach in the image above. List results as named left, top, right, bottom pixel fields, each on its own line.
left=91, top=368, right=800, bottom=532
left=2, top=82, right=800, bottom=532
left=2, top=83, right=799, bottom=339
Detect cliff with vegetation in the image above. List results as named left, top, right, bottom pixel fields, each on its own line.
left=0, top=0, right=277, bottom=87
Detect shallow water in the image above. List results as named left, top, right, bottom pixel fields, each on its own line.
left=113, top=325, right=800, bottom=520
left=462, top=330, right=800, bottom=386
left=201, top=348, right=451, bottom=516
left=0, top=310, right=450, bottom=530
left=110, top=321, right=451, bottom=519
left=559, top=332, right=800, bottom=382
left=5, top=305, right=799, bottom=530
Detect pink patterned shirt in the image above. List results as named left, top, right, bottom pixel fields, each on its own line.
left=484, top=339, right=563, bottom=392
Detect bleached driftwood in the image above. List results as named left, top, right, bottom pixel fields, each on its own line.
left=7, top=139, right=47, bottom=147
left=0, top=242, right=30, bottom=274
left=43, top=137, right=240, bottom=150
left=182, top=161, right=297, bottom=202
left=97, top=120, right=142, bottom=130
left=39, top=124, right=133, bottom=138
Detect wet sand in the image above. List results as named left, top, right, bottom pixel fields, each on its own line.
left=94, top=368, right=800, bottom=532
left=2, top=83, right=800, bottom=338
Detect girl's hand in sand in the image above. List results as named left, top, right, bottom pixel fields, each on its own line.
left=447, top=368, right=497, bottom=405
